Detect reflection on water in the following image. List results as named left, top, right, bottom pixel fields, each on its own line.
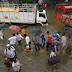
left=0, top=6, right=72, bottom=72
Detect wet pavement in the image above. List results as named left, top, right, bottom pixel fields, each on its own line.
left=0, top=6, right=72, bottom=72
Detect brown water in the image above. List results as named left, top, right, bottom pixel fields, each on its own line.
left=0, top=6, right=72, bottom=72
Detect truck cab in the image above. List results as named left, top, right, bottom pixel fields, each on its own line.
left=54, top=4, right=72, bottom=19
left=36, top=10, right=48, bottom=26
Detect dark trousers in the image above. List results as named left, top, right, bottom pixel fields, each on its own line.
left=7, top=63, right=12, bottom=68
left=3, top=35, right=4, bottom=38
left=18, top=40, right=21, bottom=45
left=10, top=44, right=16, bottom=48
left=34, top=43, right=40, bottom=51
left=15, top=71, right=19, bottom=72
left=46, top=43, right=51, bottom=50
left=29, top=42, right=31, bottom=50
left=49, top=45, right=59, bottom=52
left=10, top=55, right=17, bottom=62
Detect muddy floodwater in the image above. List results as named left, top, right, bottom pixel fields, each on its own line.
left=0, top=6, right=72, bottom=72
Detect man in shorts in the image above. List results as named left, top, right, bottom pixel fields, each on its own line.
left=4, top=44, right=17, bottom=62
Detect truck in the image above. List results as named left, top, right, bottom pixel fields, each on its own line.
left=0, top=4, right=48, bottom=26
left=54, top=4, right=72, bottom=19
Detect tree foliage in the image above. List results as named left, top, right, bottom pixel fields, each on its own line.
left=19, top=0, right=34, bottom=3
left=43, top=0, right=65, bottom=3
left=15, top=0, right=66, bottom=3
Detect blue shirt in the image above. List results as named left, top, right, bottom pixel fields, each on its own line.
left=42, top=38, right=45, bottom=46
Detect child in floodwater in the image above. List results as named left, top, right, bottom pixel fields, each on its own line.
left=4, top=56, right=12, bottom=70
left=12, top=59, right=22, bottom=72
left=40, top=35, right=45, bottom=47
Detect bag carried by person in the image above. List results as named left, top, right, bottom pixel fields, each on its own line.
left=48, top=55, right=61, bottom=65
left=0, top=36, right=3, bottom=40
left=53, top=32, right=58, bottom=37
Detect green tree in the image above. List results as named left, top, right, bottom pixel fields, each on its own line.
left=20, top=0, right=34, bottom=3
left=43, top=0, right=65, bottom=3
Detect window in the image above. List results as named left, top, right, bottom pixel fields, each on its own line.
left=56, top=8, right=64, bottom=14
left=66, top=9, right=72, bottom=15
left=39, top=13, right=45, bottom=18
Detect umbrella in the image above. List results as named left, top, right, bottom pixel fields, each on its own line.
left=21, top=25, right=28, bottom=29
left=9, top=25, right=21, bottom=31
left=30, top=27, right=42, bottom=34
left=0, top=24, right=8, bottom=29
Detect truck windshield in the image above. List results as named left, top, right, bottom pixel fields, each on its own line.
left=56, top=8, right=64, bottom=14
left=66, top=9, right=72, bottom=15
left=39, top=13, right=45, bottom=18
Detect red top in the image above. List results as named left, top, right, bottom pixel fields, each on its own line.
left=47, top=35, right=52, bottom=43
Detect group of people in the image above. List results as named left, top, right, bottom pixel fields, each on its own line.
left=32, top=31, right=67, bottom=57
left=3, top=27, right=26, bottom=72
left=46, top=31, right=67, bottom=57
left=3, top=26, right=35, bottom=71
left=3, top=25, right=71, bottom=71
left=4, top=44, right=22, bottom=72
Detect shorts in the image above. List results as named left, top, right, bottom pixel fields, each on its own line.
left=49, top=45, right=59, bottom=52
left=10, top=55, right=17, bottom=62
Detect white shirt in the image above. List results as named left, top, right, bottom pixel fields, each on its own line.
left=4, top=46, right=15, bottom=58
left=50, top=51, right=56, bottom=58
left=61, top=36, right=66, bottom=47
left=16, top=34, right=23, bottom=41
left=25, top=36, right=30, bottom=44
left=0, top=30, right=3, bottom=36
left=38, top=0, right=43, bottom=5
left=8, top=36, right=17, bottom=45
left=57, top=34, right=60, bottom=38
left=12, top=60, right=20, bottom=71
left=65, top=0, right=68, bottom=2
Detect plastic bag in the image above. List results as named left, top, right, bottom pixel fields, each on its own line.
left=12, top=61, right=15, bottom=67
left=0, top=36, right=3, bottom=40
left=53, top=32, right=58, bottom=37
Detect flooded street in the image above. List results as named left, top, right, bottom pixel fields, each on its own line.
left=0, top=6, right=72, bottom=72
